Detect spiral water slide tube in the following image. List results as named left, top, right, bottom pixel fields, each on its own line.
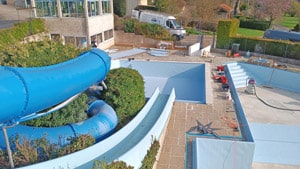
left=0, top=48, right=118, bottom=148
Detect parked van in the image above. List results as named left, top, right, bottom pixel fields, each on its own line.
left=131, top=10, right=186, bottom=40
left=263, top=29, right=300, bottom=42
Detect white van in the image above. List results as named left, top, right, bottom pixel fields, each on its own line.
left=132, top=10, right=186, bottom=40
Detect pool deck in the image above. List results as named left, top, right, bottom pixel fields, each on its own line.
left=111, top=48, right=300, bottom=169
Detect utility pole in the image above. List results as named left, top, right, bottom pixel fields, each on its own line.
left=2, top=126, right=15, bottom=168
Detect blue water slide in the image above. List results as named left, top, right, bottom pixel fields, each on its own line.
left=0, top=100, right=118, bottom=148
left=0, top=48, right=118, bottom=148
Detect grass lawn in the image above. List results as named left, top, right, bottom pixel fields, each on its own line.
left=275, top=16, right=299, bottom=29
left=237, top=27, right=264, bottom=37
left=237, top=16, right=299, bottom=37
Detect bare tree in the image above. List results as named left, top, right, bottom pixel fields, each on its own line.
left=254, top=0, right=292, bottom=28
left=233, top=0, right=240, bottom=15
left=185, top=0, right=222, bottom=21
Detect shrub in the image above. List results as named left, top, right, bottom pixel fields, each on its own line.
left=100, top=68, right=145, bottom=128
left=0, top=134, right=95, bottom=168
left=92, top=160, right=134, bottom=169
left=135, top=22, right=171, bottom=40
left=140, top=138, right=160, bottom=169
left=22, top=93, right=88, bottom=127
left=56, top=135, right=95, bottom=157
left=124, top=19, right=171, bottom=40
left=0, top=19, right=45, bottom=47
left=124, top=19, right=137, bottom=33
left=113, top=0, right=126, bottom=17
left=0, top=39, right=84, bottom=67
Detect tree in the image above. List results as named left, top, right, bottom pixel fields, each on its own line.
left=184, top=0, right=222, bottom=21
left=233, top=0, right=241, bottom=15
left=113, top=0, right=126, bottom=17
left=286, top=0, right=300, bottom=17
left=253, top=0, right=292, bottom=28
left=154, top=0, right=167, bottom=12
left=164, top=0, right=185, bottom=14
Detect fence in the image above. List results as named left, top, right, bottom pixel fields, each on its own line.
left=230, top=37, right=300, bottom=59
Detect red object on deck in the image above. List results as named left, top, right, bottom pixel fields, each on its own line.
left=233, top=53, right=240, bottom=57
left=217, top=66, right=224, bottom=71
left=220, top=76, right=227, bottom=84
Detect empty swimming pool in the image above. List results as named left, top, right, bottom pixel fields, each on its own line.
left=117, top=60, right=206, bottom=103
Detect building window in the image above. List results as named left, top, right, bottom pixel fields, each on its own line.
left=88, top=0, right=99, bottom=17
left=51, top=34, right=61, bottom=42
left=35, top=0, right=58, bottom=17
left=104, top=29, right=113, bottom=40
left=76, top=37, right=87, bottom=48
left=64, top=36, right=76, bottom=46
left=102, top=0, right=111, bottom=14
left=91, top=33, right=102, bottom=47
left=61, top=0, right=84, bottom=17
left=15, top=0, right=31, bottom=8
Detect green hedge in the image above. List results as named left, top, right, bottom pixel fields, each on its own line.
left=239, top=20, right=270, bottom=31
left=101, top=68, right=146, bottom=128
left=231, top=36, right=300, bottom=59
left=124, top=19, right=171, bottom=40
left=216, top=19, right=239, bottom=49
left=216, top=19, right=300, bottom=59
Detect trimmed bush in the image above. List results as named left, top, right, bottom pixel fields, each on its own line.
left=216, top=19, right=239, bottom=49
left=239, top=20, right=270, bottom=31
left=22, top=93, right=88, bottom=127
left=100, top=68, right=145, bottom=128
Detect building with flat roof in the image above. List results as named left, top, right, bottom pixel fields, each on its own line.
left=13, top=0, right=114, bottom=49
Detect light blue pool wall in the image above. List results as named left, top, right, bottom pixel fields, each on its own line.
left=193, top=138, right=255, bottom=169
left=238, top=62, right=300, bottom=93
left=112, top=60, right=206, bottom=103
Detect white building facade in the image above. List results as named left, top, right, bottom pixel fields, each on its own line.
left=31, top=0, right=114, bottom=49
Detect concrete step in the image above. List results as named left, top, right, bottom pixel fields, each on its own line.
left=231, top=71, right=247, bottom=77
left=227, top=63, right=249, bottom=88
